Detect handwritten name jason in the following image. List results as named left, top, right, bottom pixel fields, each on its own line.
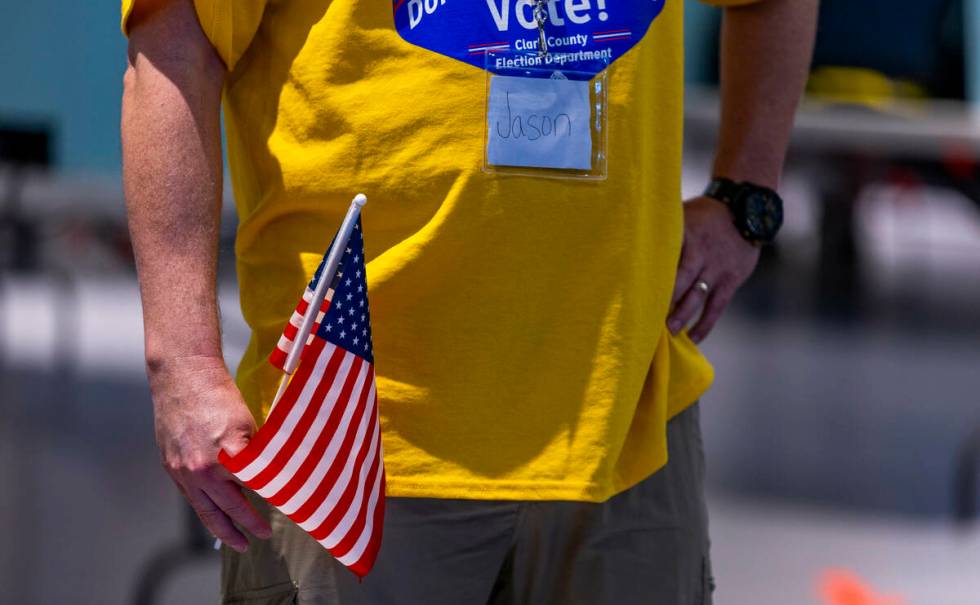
left=495, top=91, right=573, bottom=141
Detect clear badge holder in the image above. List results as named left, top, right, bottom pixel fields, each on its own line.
left=483, top=50, right=609, bottom=180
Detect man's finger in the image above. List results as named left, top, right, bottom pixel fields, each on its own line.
left=667, top=275, right=710, bottom=334
left=205, top=478, right=273, bottom=540
left=671, top=246, right=703, bottom=307
left=187, top=488, right=249, bottom=552
left=688, top=287, right=733, bottom=343
left=212, top=457, right=249, bottom=488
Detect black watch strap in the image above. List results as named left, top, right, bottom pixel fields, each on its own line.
left=703, top=177, right=783, bottom=246
left=703, top=177, right=739, bottom=206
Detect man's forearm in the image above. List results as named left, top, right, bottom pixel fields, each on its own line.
left=670, top=0, right=817, bottom=342
left=121, top=0, right=227, bottom=372
left=712, top=0, right=818, bottom=188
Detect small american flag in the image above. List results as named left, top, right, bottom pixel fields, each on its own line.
left=219, top=217, right=385, bottom=577
left=267, top=281, right=329, bottom=371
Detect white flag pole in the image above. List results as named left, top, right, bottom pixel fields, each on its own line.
left=270, top=193, right=368, bottom=409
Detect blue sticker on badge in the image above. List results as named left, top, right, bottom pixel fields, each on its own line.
left=392, top=0, right=666, bottom=72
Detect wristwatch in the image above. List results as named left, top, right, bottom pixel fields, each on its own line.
left=703, top=177, right=784, bottom=246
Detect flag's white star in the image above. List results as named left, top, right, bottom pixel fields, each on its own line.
left=346, top=278, right=352, bottom=286
left=337, top=316, right=344, bottom=324
left=361, top=328, right=367, bottom=336
left=353, top=255, right=359, bottom=262
left=336, top=302, right=343, bottom=310
left=346, top=293, right=353, bottom=301
left=346, top=247, right=352, bottom=254
left=359, top=300, right=364, bottom=307
left=348, top=308, right=355, bottom=316
left=357, top=285, right=363, bottom=293
left=353, top=337, right=359, bottom=345
left=351, top=323, right=358, bottom=331
left=360, top=314, right=365, bottom=322
left=356, top=270, right=362, bottom=278
left=325, top=324, right=332, bottom=332
left=340, top=330, right=346, bottom=339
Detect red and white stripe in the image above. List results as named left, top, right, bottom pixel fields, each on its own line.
left=269, top=287, right=333, bottom=370
left=220, top=338, right=385, bottom=577
left=468, top=41, right=511, bottom=54
left=592, top=29, right=632, bottom=42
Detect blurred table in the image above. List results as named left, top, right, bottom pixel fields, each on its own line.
left=685, top=88, right=980, bottom=160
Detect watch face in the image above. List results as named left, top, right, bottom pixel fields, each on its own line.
left=735, top=189, right=783, bottom=242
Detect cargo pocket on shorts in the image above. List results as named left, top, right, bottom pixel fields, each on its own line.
left=222, top=580, right=298, bottom=605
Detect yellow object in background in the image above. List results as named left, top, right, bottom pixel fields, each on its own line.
left=808, top=66, right=927, bottom=111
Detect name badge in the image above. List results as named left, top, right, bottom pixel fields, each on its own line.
left=486, top=75, right=592, bottom=171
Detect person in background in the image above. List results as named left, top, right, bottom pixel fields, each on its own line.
left=120, top=0, right=816, bottom=602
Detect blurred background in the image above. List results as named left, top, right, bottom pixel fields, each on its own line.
left=1, top=1, right=978, bottom=604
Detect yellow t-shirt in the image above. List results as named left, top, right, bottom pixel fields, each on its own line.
left=123, top=0, right=741, bottom=502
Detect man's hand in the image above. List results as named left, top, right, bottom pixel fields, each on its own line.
left=122, top=0, right=270, bottom=551
left=667, top=197, right=760, bottom=344
left=149, top=357, right=271, bottom=552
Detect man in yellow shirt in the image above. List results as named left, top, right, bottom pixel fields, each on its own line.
left=121, top=0, right=816, bottom=602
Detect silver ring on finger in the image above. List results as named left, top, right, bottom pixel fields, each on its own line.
left=694, top=279, right=710, bottom=294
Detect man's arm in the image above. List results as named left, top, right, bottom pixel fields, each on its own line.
left=122, top=0, right=270, bottom=551
left=668, top=0, right=818, bottom=342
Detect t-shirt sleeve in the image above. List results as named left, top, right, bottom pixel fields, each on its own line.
left=120, top=0, right=268, bottom=71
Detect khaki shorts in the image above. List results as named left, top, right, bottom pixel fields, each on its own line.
left=221, top=403, right=713, bottom=605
